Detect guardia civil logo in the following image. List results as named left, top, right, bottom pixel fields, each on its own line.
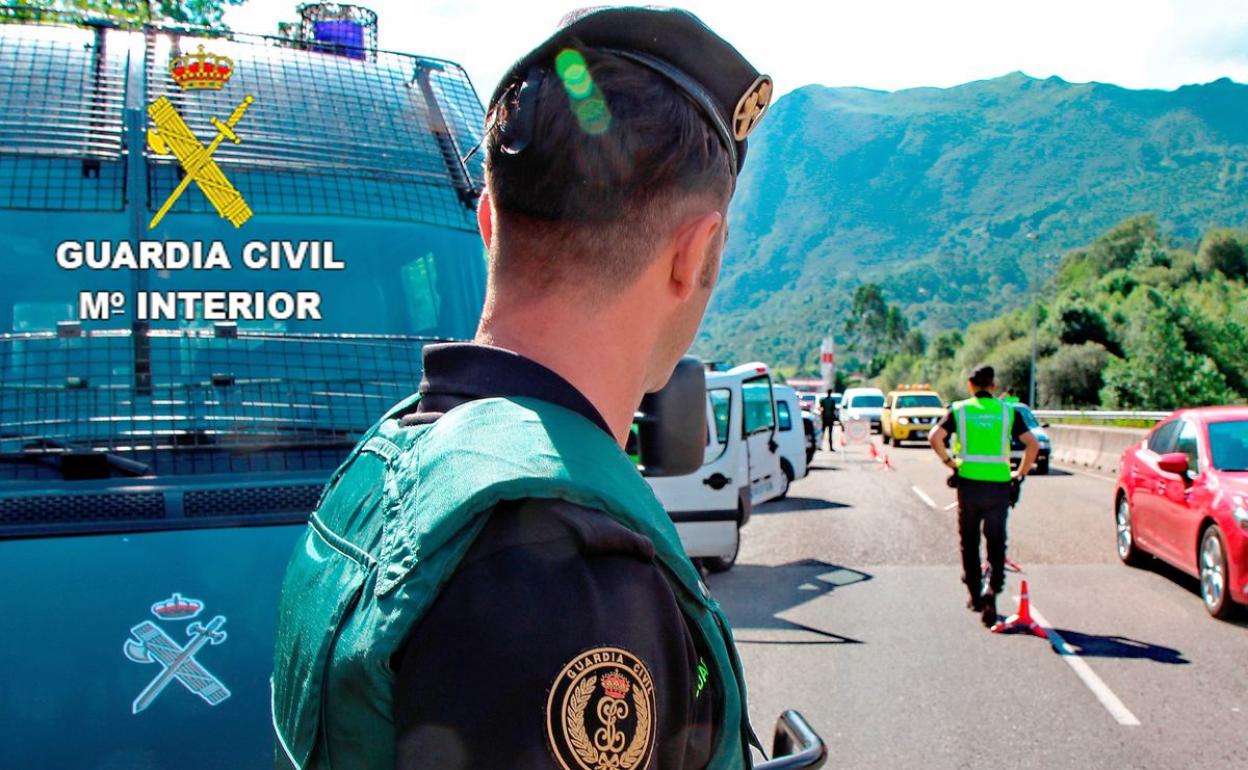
left=146, top=45, right=255, bottom=230
left=546, top=647, right=656, bottom=770
left=122, top=593, right=231, bottom=714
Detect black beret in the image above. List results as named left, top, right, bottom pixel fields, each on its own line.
left=487, top=6, right=772, bottom=173
left=969, top=365, right=996, bottom=386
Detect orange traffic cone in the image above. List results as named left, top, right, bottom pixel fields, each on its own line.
left=991, top=580, right=1047, bottom=638
left=879, top=453, right=895, bottom=471
left=868, top=443, right=878, bottom=459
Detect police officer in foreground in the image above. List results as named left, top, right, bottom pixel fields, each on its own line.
left=928, top=365, right=1040, bottom=627
left=272, top=7, right=771, bottom=769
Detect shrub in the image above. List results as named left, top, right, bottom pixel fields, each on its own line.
left=1038, top=343, right=1110, bottom=407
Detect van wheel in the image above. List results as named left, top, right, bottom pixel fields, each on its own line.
left=882, top=432, right=891, bottom=446
left=777, top=460, right=794, bottom=500
left=705, top=526, right=740, bottom=573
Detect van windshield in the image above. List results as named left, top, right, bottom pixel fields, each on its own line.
left=0, top=27, right=487, bottom=485
left=851, top=395, right=885, bottom=408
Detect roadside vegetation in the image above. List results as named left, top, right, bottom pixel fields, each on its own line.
left=844, top=216, right=1248, bottom=410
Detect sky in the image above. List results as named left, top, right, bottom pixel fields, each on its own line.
left=224, top=0, right=1248, bottom=100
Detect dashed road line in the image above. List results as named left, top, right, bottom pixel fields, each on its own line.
left=1029, top=604, right=1141, bottom=727
left=911, top=485, right=937, bottom=510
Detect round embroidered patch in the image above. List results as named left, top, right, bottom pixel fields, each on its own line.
left=546, top=646, right=657, bottom=770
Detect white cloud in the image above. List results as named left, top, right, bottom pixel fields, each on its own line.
left=224, top=0, right=1248, bottom=97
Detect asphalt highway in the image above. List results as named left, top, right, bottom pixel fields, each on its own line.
left=710, top=436, right=1248, bottom=769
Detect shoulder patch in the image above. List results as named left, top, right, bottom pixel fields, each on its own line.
left=546, top=646, right=656, bottom=770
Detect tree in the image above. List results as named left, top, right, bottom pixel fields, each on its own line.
left=901, top=329, right=927, bottom=357
left=1198, top=229, right=1248, bottom=280
left=843, top=284, right=917, bottom=377
left=19, top=0, right=245, bottom=27
left=1100, top=301, right=1237, bottom=409
left=1055, top=301, right=1121, bottom=356
left=930, top=330, right=963, bottom=360
left=1038, top=343, right=1109, bottom=407
left=1092, top=214, right=1158, bottom=272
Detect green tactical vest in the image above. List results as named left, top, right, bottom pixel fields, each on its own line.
left=950, top=396, right=1013, bottom=483
left=271, top=395, right=755, bottom=769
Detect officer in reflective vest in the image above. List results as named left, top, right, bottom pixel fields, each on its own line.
left=928, top=365, right=1039, bottom=627
left=271, top=7, right=772, bottom=770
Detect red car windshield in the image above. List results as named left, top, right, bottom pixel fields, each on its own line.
left=1207, top=420, right=1248, bottom=471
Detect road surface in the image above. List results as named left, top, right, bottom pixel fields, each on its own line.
left=710, top=437, right=1248, bottom=769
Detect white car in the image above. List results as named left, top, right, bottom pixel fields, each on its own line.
left=646, top=363, right=782, bottom=572
left=771, top=384, right=810, bottom=492
left=841, top=386, right=887, bottom=433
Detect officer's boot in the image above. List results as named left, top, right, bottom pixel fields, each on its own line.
left=980, top=590, right=998, bottom=628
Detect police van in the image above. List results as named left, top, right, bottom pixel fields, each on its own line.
left=0, top=9, right=489, bottom=768
left=772, top=384, right=810, bottom=486
left=647, top=363, right=782, bottom=572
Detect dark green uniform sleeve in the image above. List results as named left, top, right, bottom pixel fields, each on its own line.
left=393, top=498, right=717, bottom=770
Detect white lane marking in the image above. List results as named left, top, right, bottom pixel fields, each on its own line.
left=911, top=485, right=937, bottom=510
left=1029, top=605, right=1141, bottom=727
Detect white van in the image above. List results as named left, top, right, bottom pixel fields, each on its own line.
left=771, top=384, right=809, bottom=492
left=841, top=386, right=887, bottom=433
left=646, top=363, right=781, bottom=571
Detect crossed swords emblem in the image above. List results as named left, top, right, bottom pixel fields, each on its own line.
left=124, top=613, right=231, bottom=714
left=146, top=95, right=256, bottom=230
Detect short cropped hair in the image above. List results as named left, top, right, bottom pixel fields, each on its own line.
left=484, top=49, right=734, bottom=294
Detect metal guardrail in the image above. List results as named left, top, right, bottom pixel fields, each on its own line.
left=755, top=710, right=828, bottom=770
left=1033, top=410, right=1169, bottom=422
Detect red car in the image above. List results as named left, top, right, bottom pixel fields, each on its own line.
left=1116, top=406, right=1248, bottom=618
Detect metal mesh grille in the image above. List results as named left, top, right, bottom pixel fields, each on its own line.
left=0, top=491, right=163, bottom=524
left=183, top=483, right=322, bottom=517
left=0, top=22, right=128, bottom=210
left=0, top=20, right=485, bottom=222
left=0, top=327, right=430, bottom=478
left=144, top=30, right=484, bottom=225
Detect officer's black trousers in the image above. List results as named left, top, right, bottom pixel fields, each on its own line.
left=822, top=424, right=835, bottom=449
left=956, top=479, right=1011, bottom=596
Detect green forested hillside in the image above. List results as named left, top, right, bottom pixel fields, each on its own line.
left=696, top=72, right=1248, bottom=371
left=878, top=216, right=1248, bottom=409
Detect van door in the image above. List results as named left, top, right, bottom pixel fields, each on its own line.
left=741, top=374, right=781, bottom=504
left=691, top=387, right=740, bottom=513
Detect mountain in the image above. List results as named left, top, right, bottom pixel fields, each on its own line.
left=696, top=72, right=1248, bottom=370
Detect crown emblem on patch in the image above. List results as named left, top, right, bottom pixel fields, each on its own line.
left=601, top=670, right=632, bottom=699
left=150, top=592, right=204, bottom=620
left=169, top=45, right=234, bottom=91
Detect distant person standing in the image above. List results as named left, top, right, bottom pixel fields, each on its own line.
left=819, top=389, right=838, bottom=450
left=928, top=365, right=1039, bottom=627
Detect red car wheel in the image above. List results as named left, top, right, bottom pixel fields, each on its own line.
left=1116, top=495, right=1144, bottom=567
left=1200, top=525, right=1238, bottom=619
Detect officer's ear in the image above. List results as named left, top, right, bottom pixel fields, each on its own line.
left=476, top=192, right=494, bottom=248
left=667, top=210, right=723, bottom=300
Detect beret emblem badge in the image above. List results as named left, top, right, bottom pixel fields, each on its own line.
left=732, top=74, right=773, bottom=141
